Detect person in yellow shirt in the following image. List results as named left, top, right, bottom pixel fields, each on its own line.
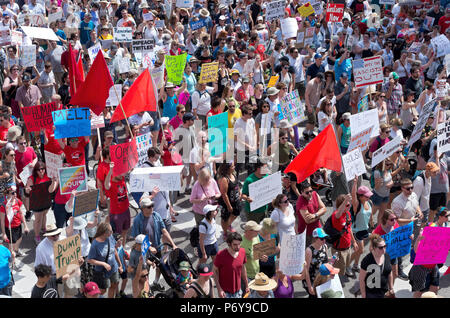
left=226, top=98, right=242, bottom=142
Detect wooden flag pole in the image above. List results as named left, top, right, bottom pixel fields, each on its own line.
left=111, top=83, right=134, bottom=139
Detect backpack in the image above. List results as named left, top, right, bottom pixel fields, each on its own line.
left=349, top=202, right=361, bottom=225
left=323, top=212, right=351, bottom=246
left=189, top=222, right=208, bottom=247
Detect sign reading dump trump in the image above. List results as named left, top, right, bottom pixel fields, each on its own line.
left=52, top=108, right=91, bottom=139
left=249, top=171, right=282, bottom=211
left=129, top=166, right=184, bottom=192
left=353, top=56, right=383, bottom=88
left=54, top=234, right=81, bottom=278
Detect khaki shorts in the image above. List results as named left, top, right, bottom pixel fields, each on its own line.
left=331, top=247, right=352, bottom=273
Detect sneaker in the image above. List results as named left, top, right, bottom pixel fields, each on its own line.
left=119, top=291, right=127, bottom=298
left=345, top=267, right=356, bottom=278
left=151, top=282, right=165, bottom=292
left=352, top=264, right=360, bottom=273
left=25, top=211, right=32, bottom=222
left=15, top=249, right=24, bottom=257
left=398, top=270, right=408, bottom=280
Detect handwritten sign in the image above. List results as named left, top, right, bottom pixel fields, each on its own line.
left=408, top=42, right=422, bottom=54
left=44, top=150, right=63, bottom=178
left=431, top=34, right=450, bottom=58
left=110, top=138, right=139, bottom=176
left=437, top=120, right=450, bottom=156
left=143, top=12, right=153, bottom=22
left=48, top=10, right=63, bottom=23
left=414, top=226, right=450, bottom=265
left=249, top=171, right=282, bottom=211
left=266, top=0, right=286, bottom=21
left=88, top=42, right=102, bottom=63
left=357, top=94, right=369, bottom=113
left=381, top=222, right=413, bottom=259
left=58, top=166, right=88, bottom=195
left=253, top=239, right=277, bottom=260
left=22, top=102, right=60, bottom=132
left=21, top=26, right=59, bottom=41
left=199, top=62, right=219, bottom=84
left=30, top=181, right=52, bottom=211
left=371, top=135, right=402, bottom=168
left=347, top=125, right=373, bottom=153
left=342, top=148, right=366, bottom=181
left=408, top=99, right=436, bottom=148
left=136, top=132, right=153, bottom=167
left=280, top=18, right=298, bottom=39
left=279, top=232, right=306, bottom=275
left=73, top=190, right=99, bottom=217
left=353, top=56, right=383, bottom=88
left=150, top=66, right=165, bottom=90
left=54, top=235, right=81, bottom=278
left=326, top=3, right=344, bottom=22
left=350, top=108, right=380, bottom=138
left=278, top=90, right=307, bottom=125
left=298, top=2, right=315, bottom=17
left=19, top=44, right=36, bottom=67
left=0, top=27, right=10, bottom=46
left=436, top=79, right=447, bottom=99
left=90, top=112, right=105, bottom=129
left=113, top=27, right=133, bottom=42
left=105, top=84, right=122, bottom=107
left=132, top=39, right=155, bottom=53
left=129, top=166, right=184, bottom=192
left=19, top=163, right=34, bottom=185
left=52, top=107, right=91, bottom=139
left=118, top=57, right=131, bottom=74
left=267, top=76, right=279, bottom=88
left=165, top=53, right=187, bottom=85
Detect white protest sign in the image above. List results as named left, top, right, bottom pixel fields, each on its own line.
left=143, top=12, right=153, bottom=22
left=0, top=27, right=10, bottom=46
left=129, top=166, right=184, bottom=192
left=266, top=0, right=286, bottom=21
left=30, top=14, right=46, bottom=26
left=21, top=26, right=59, bottom=41
left=296, top=31, right=305, bottom=44
left=155, top=20, right=165, bottom=29
left=113, top=27, right=133, bottom=42
left=20, top=45, right=36, bottom=67
left=90, top=111, right=105, bottom=129
left=132, top=39, right=155, bottom=53
left=350, top=108, right=380, bottom=138
left=371, top=135, right=402, bottom=168
left=311, top=0, right=323, bottom=15
left=176, top=0, right=194, bottom=7
left=242, top=59, right=256, bottom=76
left=150, top=66, right=165, bottom=89
left=11, top=30, right=22, bottom=45
left=347, top=125, right=373, bottom=153
left=48, top=10, right=63, bottom=24
left=437, top=121, right=450, bottom=156
left=316, top=275, right=345, bottom=298
left=342, top=148, right=366, bottom=181
left=408, top=99, right=437, bottom=148
left=44, top=151, right=63, bottom=178
left=136, top=132, right=153, bottom=167
left=379, top=0, right=395, bottom=4
left=118, top=57, right=131, bottom=74
left=445, top=55, right=450, bottom=77
left=353, top=56, right=383, bottom=88
left=105, top=84, right=122, bottom=107
left=19, top=163, right=34, bottom=185
left=88, top=42, right=102, bottom=63
left=431, top=34, right=450, bottom=58
left=281, top=18, right=298, bottom=39
left=436, top=79, right=447, bottom=99
left=248, top=171, right=282, bottom=211
left=279, top=232, right=306, bottom=276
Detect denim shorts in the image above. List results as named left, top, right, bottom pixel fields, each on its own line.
left=225, top=290, right=243, bottom=298
left=371, top=191, right=389, bottom=206
left=197, top=241, right=219, bottom=259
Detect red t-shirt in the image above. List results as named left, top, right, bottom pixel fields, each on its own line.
left=0, top=125, right=10, bottom=150
left=331, top=210, right=353, bottom=250
left=63, top=138, right=88, bottom=167
left=15, top=147, right=37, bottom=175
left=61, top=49, right=79, bottom=70
left=108, top=177, right=129, bottom=214
left=296, top=192, right=321, bottom=236
left=96, top=161, right=110, bottom=192
left=213, top=248, right=247, bottom=294
left=29, top=175, right=51, bottom=185
left=54, top=186, right=71, bottom=204
left=0, top=199, right=23, bottom=229
left=44, top=128, right=63, bottom=155
left=372, top=222, right=400, bottom=236
left=438, top=16, right=450, bottom=34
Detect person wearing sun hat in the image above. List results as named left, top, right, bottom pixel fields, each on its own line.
left=248, top=272, right=276, bottom=298
left=34, top=224, right=63, bottom=275
left=184, top=263, right=214, bottom=298
left=241, top=220, right=263, bottom=282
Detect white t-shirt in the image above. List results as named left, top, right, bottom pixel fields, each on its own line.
left=199, top=218, right=217, bottom=245
left=413, top=174, right=432, bottom=212
left=234, top=117, right=256, bottom=152
left=391, top=192, right=420, bottom=220
left=129, top=112, right=154, bottom=135
left=270, top=205, right=296, bottom=244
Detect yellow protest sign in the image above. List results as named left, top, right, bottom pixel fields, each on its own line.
left=54, top=234, right=81, bottom=278
left=298, top=2, right=315, bottom=17
left=199, top=62, right=219, bottom=84
left=267, top=76, right=279, bottom=88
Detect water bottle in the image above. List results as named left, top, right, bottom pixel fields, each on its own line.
left=330, top=252, right=339, bottom=265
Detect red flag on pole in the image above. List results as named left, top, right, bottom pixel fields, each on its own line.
left=70, top=51, right=114, bottom=115
left=68, top=44, right=84, bottom=96
left=284, top=124, right=342, bottom=183
left=110, top=68, right=157, bottom=123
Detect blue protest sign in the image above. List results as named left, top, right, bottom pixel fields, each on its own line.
left=52, top=107, right=91, bottom=139
left=357, top=95, right=369, bottom=112
left=141, top=235, right=151, bottom=258
left=381, top=222, right=413, bottom=259
left=190, top=19, right=206, bottom=31
left=207, top=112, right=228, bottom=156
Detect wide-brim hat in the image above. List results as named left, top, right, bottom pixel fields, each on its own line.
left=43, top=224, right=62, bottom=237
left=165, top=82, right=175, bottom=89
left=248, top=272, right=277, bottom=291
left=199, top=8, right=210, bottom=17
left=139, top=1, right=149, bottom=8
left=267, top=87, right=280, bottom=96
left=7, top=126, right=22, bottom=142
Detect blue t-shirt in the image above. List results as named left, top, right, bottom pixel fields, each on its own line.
left=162, top=95, right=178, bottom=119
left=55, top=29, right=67, bottom=46
left=79, top=21, right=95, bottom=45
left=0, top=245, right=11, bottom=288
left=87, top=236, right=118, bottom=277
left=334, top=57, right=352, bottom=83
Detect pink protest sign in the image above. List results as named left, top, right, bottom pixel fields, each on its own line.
left=414, top=226, right=450, bottom=265
left=178, top=91, right=190, bottom=105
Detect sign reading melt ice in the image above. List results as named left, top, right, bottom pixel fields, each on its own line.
left=52, top=107, right=91, bottom=139
left=129, top=166, right=184, bottom=192
left=248, top=171, right=282, bottom=211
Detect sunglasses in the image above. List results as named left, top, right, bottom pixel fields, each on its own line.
left=19, top=142, right=27, bottom=145
left=403, top=186, right=413, bottom=191
left=281, top=199, right=288, bottom=204
left=38, top=168, right=46, bottom=171
left=280, top=137, right=288, bottom=140
left=8, top=154, right=15, bottom=157
left=304, top=190, right=313, bottom=194
left=8, top=191, right=16, bottom=195
left=376, top=245, right=387, bottom=250
left=388, top=217, right=397, bottom=221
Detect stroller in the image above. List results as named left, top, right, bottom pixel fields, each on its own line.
left=148, top=245, right=198, bottom=298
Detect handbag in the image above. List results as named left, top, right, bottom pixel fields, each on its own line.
left=92, top=238, right=110, bottom=289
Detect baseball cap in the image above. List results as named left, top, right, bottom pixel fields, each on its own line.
left=230, top=69, right=240, bottom=75
left=425, top=162, right=440, bottom=173
left=357, top=185, right=373, bottom=198
left=267, top=87, right=280, bottom=96
left=314, top=53, right=322, bottom=59
left=84, top=282, right=101, bottom=296
left=239, top=52, right=248, bottom=59
left=135, top=234, right=146, bottom=244
left=342, top=112, right=351, bottom=120
left=319, top=263, right=340, bottom=276
left=22, top=74, right=31, bottom=81
left=179, top=261, right=190, bottom=271
left=105, top=130, right=114, bottom=138
left=390, top=72, right=399, bottom=80
left=242, top=77, right=250, bottom=83
left=183, top=112, right=195, bottom=121
left=341, top=72, right=348, bottom=78
left=160, top=117, right=169, bottom=125
left=312, top=228, right=329, bottom=238
left=139, top=197, right=154, bottom=208
left=203, top=204, right=218, bottom=214
left=197, top=263, right=213, bottom=276
left=219, top=15, right=226, bottom=20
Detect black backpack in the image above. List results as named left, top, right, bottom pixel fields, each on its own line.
left=323, top=212, right=351, bottom=246
left=189, top=222, right=208, bottom=247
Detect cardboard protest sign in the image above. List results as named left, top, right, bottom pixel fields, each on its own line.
left=414, top=226, right=450, bottom=265
left=267, top=76, right=279, bottom=88
left=88, top=42, right=102, bottom=63
left=408, top=99, right=436, bottom=148
left=347, top=125, right=373, bottom=153
left=165, top=53, right=187, bottom=85
left=350, top=108, right=380, bottom=138
left=21, top=26, right=59, bottom=41
left=298, top=2, right=315, bottom=17
left=73, top=190, right=99, bottom=217
left=278, top=90, right=307, bottom=125
left=113, top=27, right=133, bottom=42
left=132, top=39, right=155, bottom=53
left=342, top=148, right=366, bottom=182
left=353, top=56, right=383, bottom=88
left=381, top=222, right=413, bottom=259
left=54, top=235, right=81, bottom=278
left=253, top=239, right=277, bottom=260
left=431, top=34, right=450, bottom=58
left=326, top=3, right=344, bottom=23
left=30, top=181, right=52, bottom=211
left=249, top=171, right=282, bottom=211
left=176, top=0, right=193, bottom=7
left=279, top=232, right=306, bottom=275
left=281, top=18, right=298, bottom=39
left=20, top=45, right=37, bottom=67
left=90, top=111, right=105, bottom=129
left=58, top=166, right=88, bottom=195
left=207, top=112, right=228, bottom=157
left=150, top=66, right=165, bottom=90
left=136, top=132, right=153, bottom=167
left=19, top=163, right=34, bottom=185
left=22, top=102, right=60, bottom=132
left=437, top=120, right=450, bottom=156
left=265, top=0, right=286, bottom=21
left=110, top=138, right=139, bottom=176
left=190, top=19, right=206, bottom=31
left=52, top=108, right=91, bottom=139
left=129, top=166, right=184, bottom=192
left=371, top=135, right=402, bottom=168
left=198, top=62, right=219, bottom=84
left=316, top=275, right=345, bottom=298
left=44, top=151, right=63, bottom=178
left=105, top=84, right=122, bottom=107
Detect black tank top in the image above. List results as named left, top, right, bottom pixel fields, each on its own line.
left=218, top=175, right=240, bottom=208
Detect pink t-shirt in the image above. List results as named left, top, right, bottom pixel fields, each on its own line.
left=189, top=179, right=220, bottom=214
left=369, top=136, right=390, bottom=154
left=169, top=115, right=183, bottom=131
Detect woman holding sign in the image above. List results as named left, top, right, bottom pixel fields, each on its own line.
left=25, top=161, right=58, bottom=245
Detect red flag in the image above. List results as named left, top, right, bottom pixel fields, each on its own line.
left=110, top=68, right=157, bottom=123
left=284, top=124, right=342, bottom=183
left=68, top=44, right=84, bottom=96
left=70, top=51, right=114, bottom=115
left=77, top=55, right=85, bottom=81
